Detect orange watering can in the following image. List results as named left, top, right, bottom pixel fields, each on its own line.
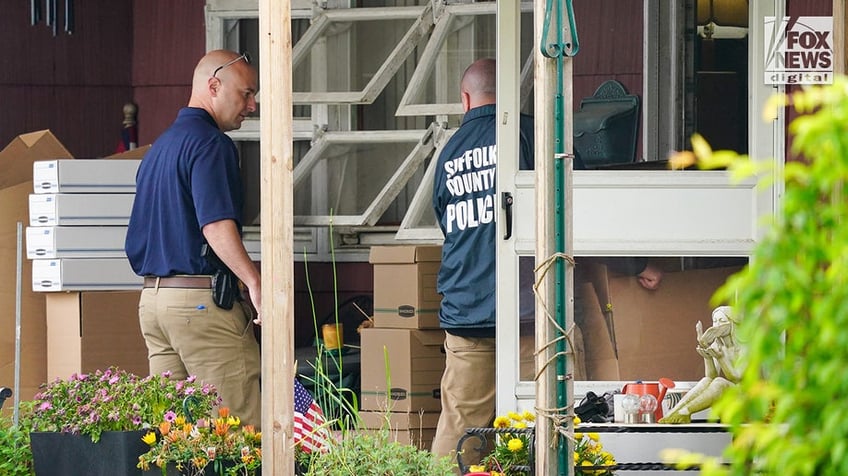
left=622, top=377, right=675, bottom=421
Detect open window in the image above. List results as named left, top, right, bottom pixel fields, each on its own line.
left=395, top=1, right=535, bottom=118
left=291, top=5, right=433, bottom=105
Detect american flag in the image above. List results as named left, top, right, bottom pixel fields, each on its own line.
left=293, top=378, right=330, bottom=453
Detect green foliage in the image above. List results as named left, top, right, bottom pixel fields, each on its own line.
left=676, top=78, right=848, bottom=475
left=0, top=415, right=34, bottom=476
left=297, top=426, right=457, bottom=476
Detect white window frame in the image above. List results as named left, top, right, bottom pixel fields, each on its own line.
left=395, top=1, right=536, bottom=117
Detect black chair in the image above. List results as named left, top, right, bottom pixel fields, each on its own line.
left=0, top=387, right=12, bottom=410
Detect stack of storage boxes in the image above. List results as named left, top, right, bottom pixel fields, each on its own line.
left=28, top=159, right=142, bottom=290
left=26, top=157, right=150, bottom=379
left=359, top=245, right=445, bottom=450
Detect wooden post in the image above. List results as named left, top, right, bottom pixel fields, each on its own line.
left=259, top=0, right=295, bottom=475
left=534, top=0, right=575, bottom=474
left=534, top=0, right=560, bottom=474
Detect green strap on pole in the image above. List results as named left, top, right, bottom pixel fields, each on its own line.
left=541, top=0, right=578, bottom=474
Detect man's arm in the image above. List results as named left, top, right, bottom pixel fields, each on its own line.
left=202, top=219, right=262, bottom=322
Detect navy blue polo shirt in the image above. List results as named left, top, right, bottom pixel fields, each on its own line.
left=125, top=107, right=243, bottom=277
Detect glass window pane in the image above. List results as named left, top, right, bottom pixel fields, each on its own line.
left=293, top=18, right=416, bottom=93
left=518, top=256, right=748, bottom=382
left=238, top=140, right=313, bottom=225
left=301, top=142, right=415, bottom=216
left=292, top=130, right=434, bottom=226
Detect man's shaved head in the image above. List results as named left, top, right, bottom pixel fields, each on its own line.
left=460, top=58, right=496, bottom=112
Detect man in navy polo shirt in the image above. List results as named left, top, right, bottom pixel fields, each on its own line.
left=125, top=50, right=262, bottom=428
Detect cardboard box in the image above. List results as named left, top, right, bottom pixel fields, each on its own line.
left=33, top=159, right=141, bottom=194
left=360, top=328, right=445, bottom=412
left=46, top=291, right=148, bottom=380
left=369, top=245, right=442, bottom=329
left=32, top=258, right=143, bottom=292
left=0, top=130, right=72, bottom=402
left=358, top=410, right=439, bottom=450
left=26, top=226, right=128, bottom=259
left=104, top=144, right=151, bottom=160
left=580, top=265, right=742, bottom=381
left=29, top=193, right=135, bottom=226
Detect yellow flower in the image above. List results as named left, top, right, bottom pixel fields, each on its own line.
left=507, top=411, right=522, bottom=422
left=588, top=432, right=600, bottom=441
left=573, top=416, right=582, bottom=425
left=175, top=415, right=186, bottom=426
left=468, top=465, right=485, bottom=472
left=141, top=431, right=157, bottom=446
left=192, top=456, right=208, bottom=469
left=575, top=432, right=584, bottom=440
left=493, top=415, right=511, bottom=429
left=507, top=437, right=524, bottom=452
left=513, top=421, right=527, bottom=429
left=521, top=410, right=535, bottom=422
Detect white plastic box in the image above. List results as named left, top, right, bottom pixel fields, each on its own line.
left=33, top=159, right=140, bottom=194
left=29, top=193, right=135, bottom=226
left=26, top=226, right=128, bottom=259
left=32, top=258, right=142, bottom=292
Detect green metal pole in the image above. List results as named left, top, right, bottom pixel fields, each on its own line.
left=541, top=0, right=578, bottom=474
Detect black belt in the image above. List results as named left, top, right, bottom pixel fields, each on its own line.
left=143, top=276, right=212, bottom=289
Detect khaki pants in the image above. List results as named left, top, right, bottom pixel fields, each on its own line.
left=431, top=333, right=496, bottom=464
left=139, top=287, right=261, bottom=429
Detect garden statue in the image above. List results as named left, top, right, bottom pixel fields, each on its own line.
left=660, top=306, right=740, bottom=423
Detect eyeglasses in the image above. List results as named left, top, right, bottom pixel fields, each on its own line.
left=212, top=52, right=251, bottom=78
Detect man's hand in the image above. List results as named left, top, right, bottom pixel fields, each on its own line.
left=637, top=263, right=663, bottom=290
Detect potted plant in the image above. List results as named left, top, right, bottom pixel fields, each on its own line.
left=20, top=367, right=219, bottom=476
left=137, top=407, right=261, bottom=476
left=463, top=413, right=617, bottom=476
left=464, top=411, right=536, bottom=476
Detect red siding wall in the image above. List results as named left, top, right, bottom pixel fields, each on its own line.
left=0, top=1, right=133, bottom=157
left=131, top=0, right=207, bottom=146
left=786, top=0, right=834, bottom=162
left=571, top=0, right=644, bottom=160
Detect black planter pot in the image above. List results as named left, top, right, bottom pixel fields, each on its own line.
left=30, top=430, right=158, bottom=476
